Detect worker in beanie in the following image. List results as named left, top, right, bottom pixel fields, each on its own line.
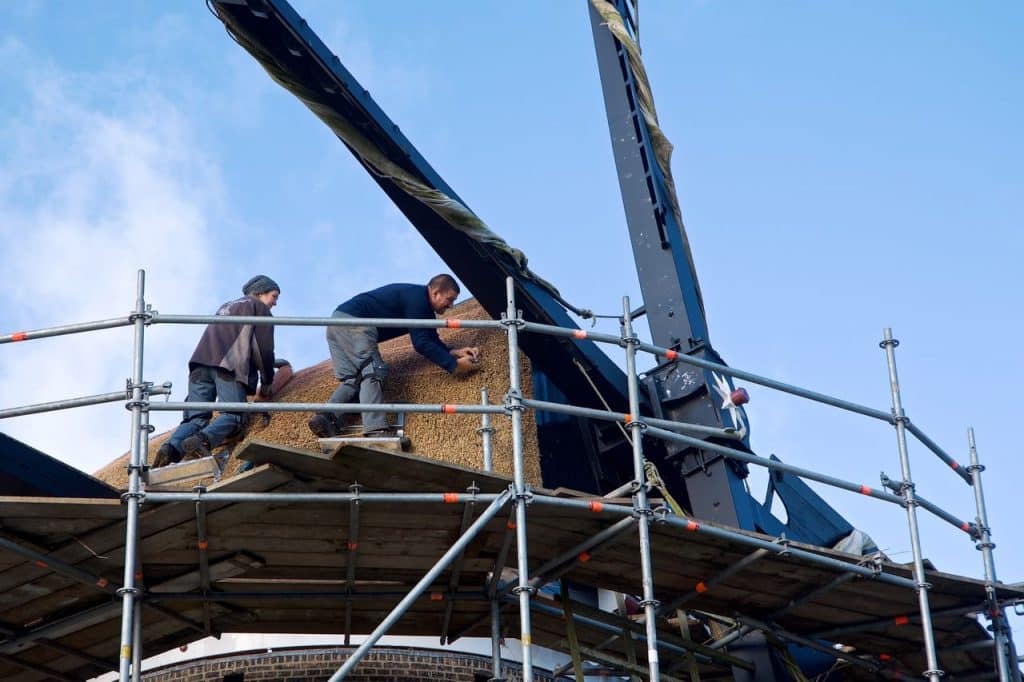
left=153, top=275, right=280, bottom=467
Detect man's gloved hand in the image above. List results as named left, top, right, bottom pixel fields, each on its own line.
left=259, top=384, right=274, bottom=400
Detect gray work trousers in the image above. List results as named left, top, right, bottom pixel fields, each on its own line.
left=323, top=311, right=389, bottom=432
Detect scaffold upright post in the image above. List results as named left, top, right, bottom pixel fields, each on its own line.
left=131, top=599, right=142, bottom=682
left=968, top=428, right=1016, bottom=682
left=503, top=276, right=534, bottom=682
left=881, top=327, right=942, bottom=682
left=119, top=270, right=149, bottom=682
left=490, top=598, right=505, bottom=682
left=480, top=387, right=494, bottom=472
left=622, top=296, right=661, bottom=680
left=328, top=490, right=511, bottom=681
left=140, top=404, right=153, bottom=466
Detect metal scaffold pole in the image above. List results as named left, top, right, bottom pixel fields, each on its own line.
left=118, top=270, right=150, bottom=682
left=328, top=489, right=512, bottom=680
left=132, top=408, right=153, bottom=682
left=0, top=389, right=156, bottom=419
left=4, top=267, right=1017, bottom=680
left=490, top=599, right=504, bottom=682
left=881, top=328, right=942, bottom=682
left=622, top=296, right=661, bottom=681
left=131, top=599, right=142, bottom=682
left=480, top=387, right=495, bottom=472
left=134, top=403, right=151, bottom=679
left=967, top=428, right=1018, bottom=682
left=483, top=387, right=503, bottom=680
left=503, top=277, right=535, bottom=682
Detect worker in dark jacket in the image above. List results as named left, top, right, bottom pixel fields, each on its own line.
left=153, top=275, right=280, bottom=467
left=308, top=273, right=479, bottom=438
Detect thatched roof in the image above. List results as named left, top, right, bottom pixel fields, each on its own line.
left=94, top=299, right=540, bottom=489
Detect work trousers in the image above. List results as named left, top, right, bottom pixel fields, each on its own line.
left=323, top=311, right=389, bottom=432
left=167, top=365, right=248, bottom=452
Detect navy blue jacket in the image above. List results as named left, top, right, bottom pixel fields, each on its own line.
left=336, top=283, right=455, bottom=373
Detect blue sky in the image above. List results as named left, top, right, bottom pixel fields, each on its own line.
left=1, top=0, right=1022, bottom=661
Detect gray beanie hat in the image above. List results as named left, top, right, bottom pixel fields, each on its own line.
left=242, top=275, right=280, bottom=296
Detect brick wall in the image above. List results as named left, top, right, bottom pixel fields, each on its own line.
left=143, top=646, right=557, bottom=682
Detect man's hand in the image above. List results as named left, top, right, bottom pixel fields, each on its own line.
left=451, top=347, right=481, bottom=363
left=453, top=355, right=481, bottom=376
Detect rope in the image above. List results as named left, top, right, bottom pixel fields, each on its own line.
left=218, top=10, right=580, bottom=311
left=572, top=358, right=630, bottom=442
left=589, top=0, right=706, bottom=320
left=644, top=459, right=688, bottom=518
left=706, top=614, right=810, bottom=682
left=571, top=359, right=689, bottom=517
left=812, top=659, right=845, bottom=681
left=777, top=643, right=811, bottom=682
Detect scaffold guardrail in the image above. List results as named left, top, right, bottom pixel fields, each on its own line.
left=0, top=269, right=1018, bottom=682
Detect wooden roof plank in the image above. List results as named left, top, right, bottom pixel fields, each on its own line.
left=0, top=464, right=293, bottom=598
left=238, top=440, right=515, bottom=493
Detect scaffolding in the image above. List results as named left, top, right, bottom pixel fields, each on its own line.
left=0, top=269, right=1020, bottom=682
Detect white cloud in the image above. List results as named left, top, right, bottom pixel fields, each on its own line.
left=0, top=53, right=223, bottom=475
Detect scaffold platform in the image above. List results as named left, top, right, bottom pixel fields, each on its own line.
left=0, top=441, right=1017, bottom=681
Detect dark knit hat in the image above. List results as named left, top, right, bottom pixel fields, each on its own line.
left=242, top=275, right=280, bottom=296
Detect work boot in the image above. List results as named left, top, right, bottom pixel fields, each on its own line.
left=181, top=433, right=213, bottom=460
left=152, top=443, right=181, bottom=468
left=308, top=413, right=338, bottom=438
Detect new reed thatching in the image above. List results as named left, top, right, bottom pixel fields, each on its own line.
left=94, top=299, right=540, bottom=489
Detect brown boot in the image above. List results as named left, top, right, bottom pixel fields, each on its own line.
left=308, top=414, right=338, bottom=438
left=152, top=443, right=181, bottom=468
left=181, top=434, right=212, bottom=460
